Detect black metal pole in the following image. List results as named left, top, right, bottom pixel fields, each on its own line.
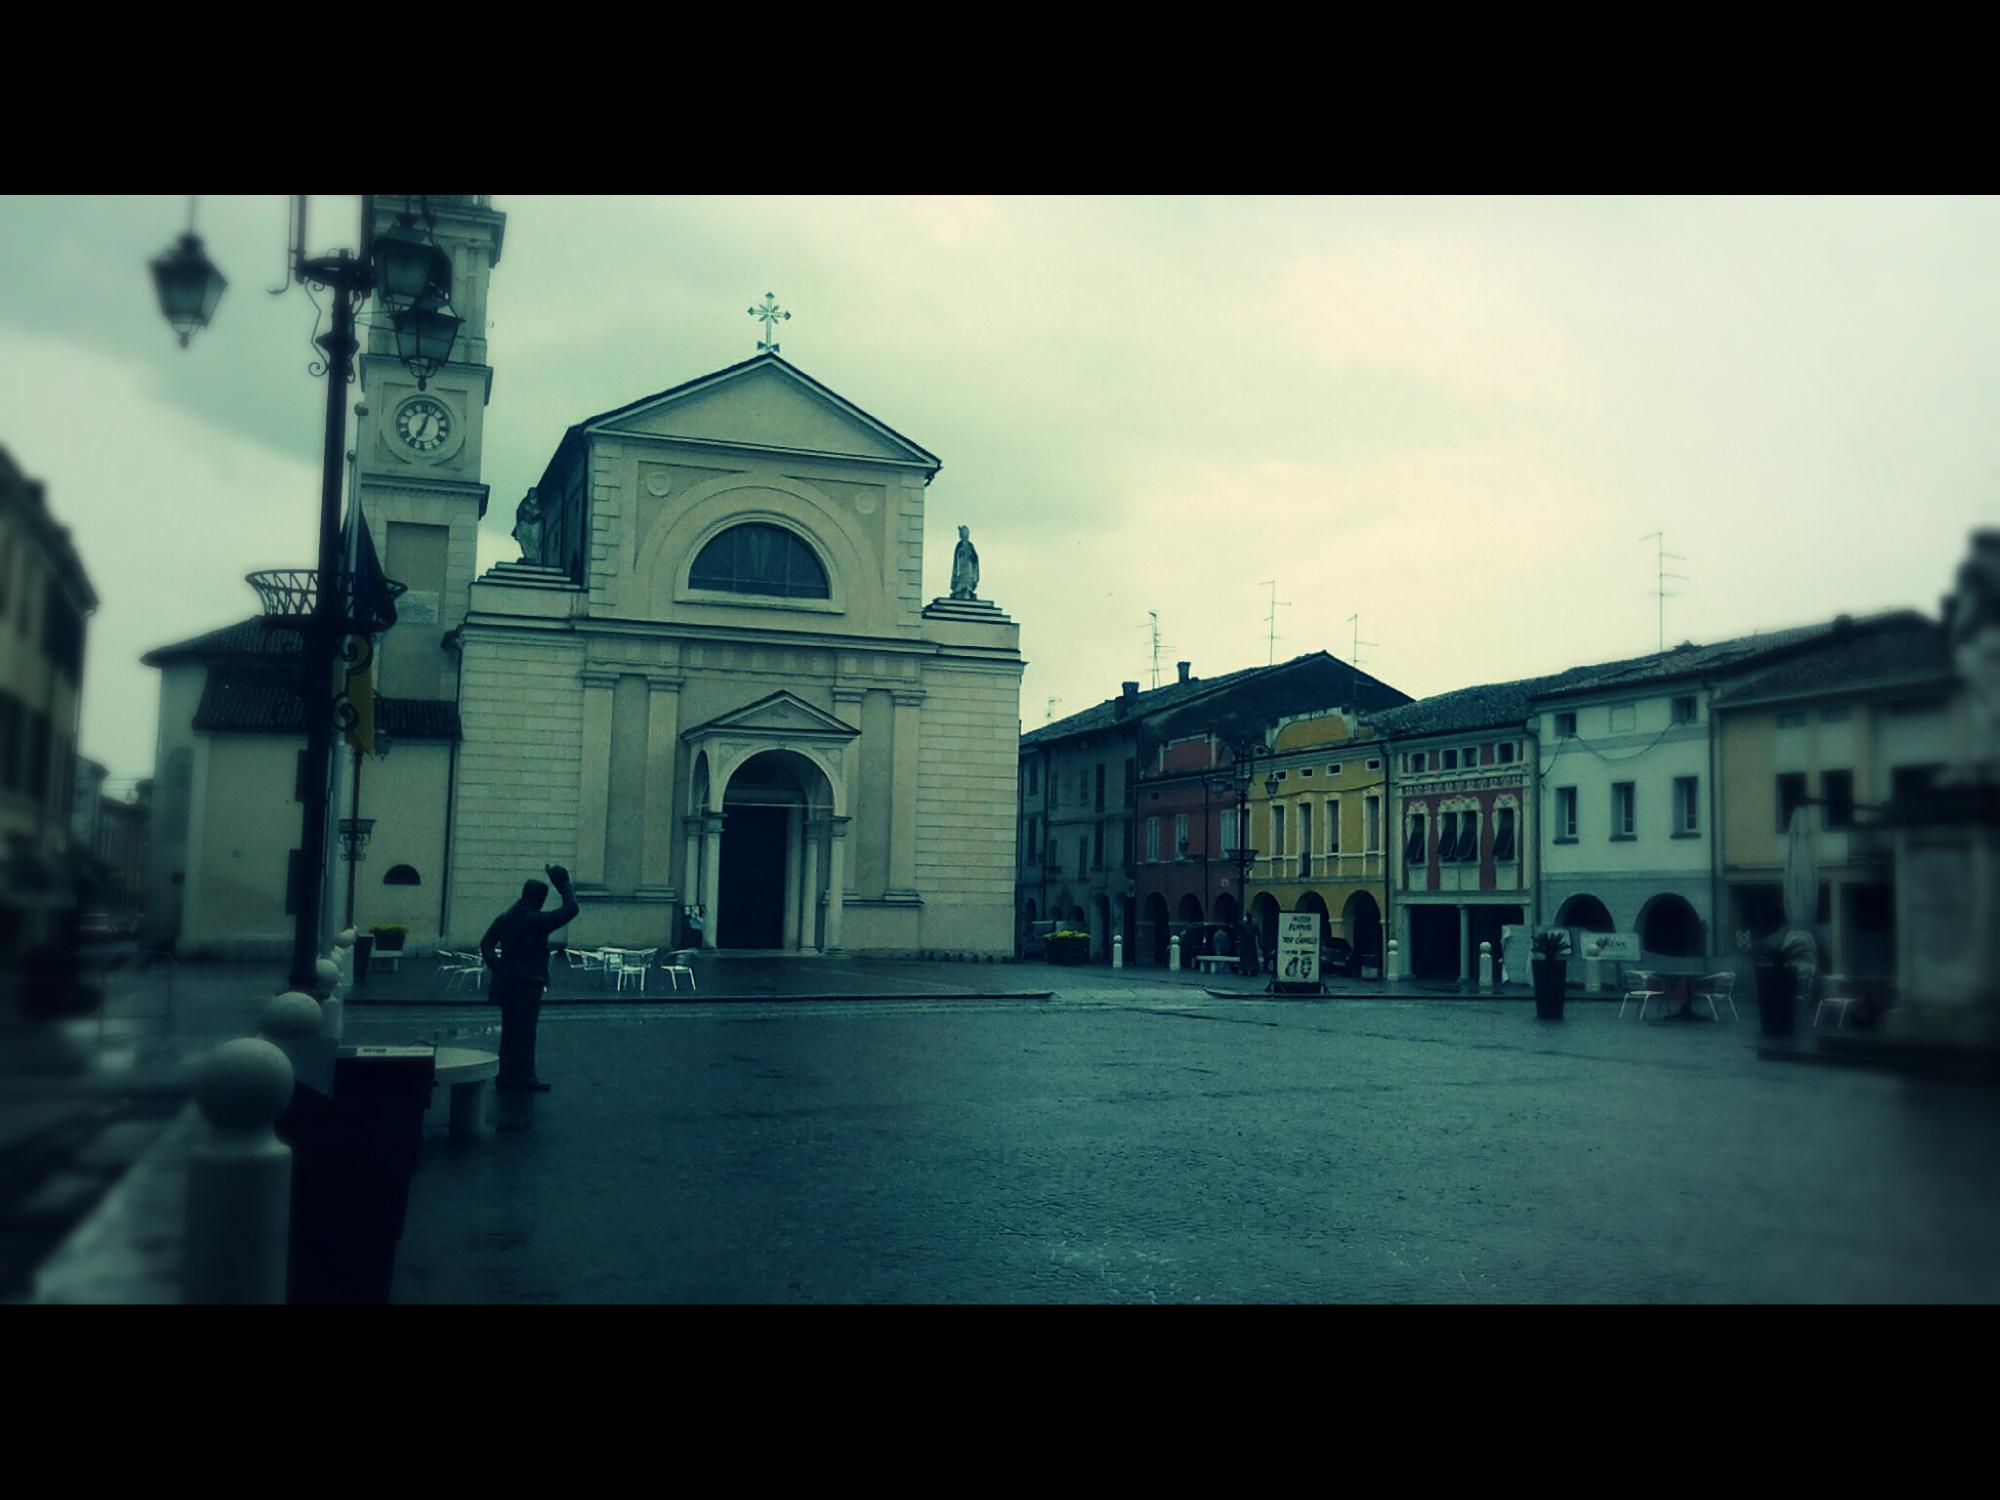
left=287, top=260, right=359, bottom=993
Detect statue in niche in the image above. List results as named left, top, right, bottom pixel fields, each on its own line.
left=512, top=488, right=542, bottom=563
left=950, top=524, right=980, bottom=600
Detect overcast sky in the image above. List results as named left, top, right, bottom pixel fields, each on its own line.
left=3, top=194, right=1996, bottom=786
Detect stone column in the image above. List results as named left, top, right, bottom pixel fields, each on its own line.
left=682, top=815, right=703, bottom=924
left=783, top=807, right=803, bottom=950
left=700, top=813, right=724, bottom=948
left=825, top=817, right=849, bottom=951
left=640, top=674, right=683, bottom=894
left=889, top=690, right=925, bottom=898
left=801, top=819, right=823, bottom=952
left=832, top=689, right=866, bottom=896
left=575, top=669, right=619, bottom=885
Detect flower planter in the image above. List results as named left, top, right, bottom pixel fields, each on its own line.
left=1531, top=959, right=1567, bottom=1020
left=1756, top=966, right=1798, bottom=1038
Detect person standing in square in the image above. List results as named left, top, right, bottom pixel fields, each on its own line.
left=481, top=864, right=580, bottom=1092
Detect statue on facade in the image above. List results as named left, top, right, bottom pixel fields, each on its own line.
left=1948, top=530, right=2000, bottom=648
left=950, top=525, right=980, bottom=600
left=512, top=488, right=542, bottom=564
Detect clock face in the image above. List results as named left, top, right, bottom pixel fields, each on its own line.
left=395, top=396, right=453, bottom=454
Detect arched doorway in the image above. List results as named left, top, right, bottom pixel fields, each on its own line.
left=1296, top=891, right=1330, bottom=941
left=1212, top=891, right=1238, bottom=930
left=1251, top=892, right=1281, bottom=971
left=1145, top=892, right=1170, bottom=965
left=1343, top=890, right=1382, bottom=969
left=1176, top=893, right=1204, bottom=925
left=717, top=749, right=833, bottom=950
left=1556, top=893, right=1615, bottom=933
left=1639, top=893, right=1703, bottom=957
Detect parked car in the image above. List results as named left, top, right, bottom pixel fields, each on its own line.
left=1320, top=936, right=1358, bottom=977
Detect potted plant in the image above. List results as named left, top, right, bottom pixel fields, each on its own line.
left=1046, top=928, right=1090, bottom=965
left=1754, top=932, right=1813, bottom=1038
left=1530, top=929, right=1571, bottom=1020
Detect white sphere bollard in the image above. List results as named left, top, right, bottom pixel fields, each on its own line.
left=261, top=990, right=324, bottom=1042
left=1112, top=934, right=1124, bottom=970
left=314, top=958, right=346, bottom=1040
left=1169, top=935, right=1181, bottom=973
left=186, top=1038, right=294, bottom=1305
left=1479, top=941, right=1495, bottom=992
left=1385, top=937, right=1402, bottom=984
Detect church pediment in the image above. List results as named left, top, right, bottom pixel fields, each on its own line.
left=588, top=356, right=938, bottom=470
left=682, top=691, right=860, bottom=743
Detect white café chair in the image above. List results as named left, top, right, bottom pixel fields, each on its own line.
left=600, top=948, right=627, bottom=988
left=1695, top=972, right=1738, bottom=1022
left=660, top=949, right=697, bottom=992
left=1619, top=971, right=1665, bottom=1019
left=617, top=948, right=656, bottom=992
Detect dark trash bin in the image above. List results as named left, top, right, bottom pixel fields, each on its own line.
left=277, top=1045, right=436, bottom=1304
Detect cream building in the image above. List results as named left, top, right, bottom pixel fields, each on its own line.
left=447, top=353, right=1023, bottom=957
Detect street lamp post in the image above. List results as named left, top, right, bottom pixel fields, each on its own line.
left=1220, top=737, right=1273, bottom=977
left=153, top=196, right=456, bottom=992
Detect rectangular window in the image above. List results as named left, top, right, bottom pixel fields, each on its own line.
left=1823, top=770, right=1855, bottom=829
left=1671, top=696, right=1698, bottom=725
left=1556, top=786, right=1578, bottom=841
left=1093, top=823, right=1104, bottom=870
left=1891, top=764, right=1943, bottom=803
left=1609, top=704, right=1636, bottom=733
left=1221, top=807, right=1240, bottom=856
left=1410, top=752, right=1427, bottom=772
left=1465, top=746, right=1481, bottom=768
left=1492, top=808, right=1517, bottom=862
left=1366, top=759, right=1381, bottom=771
left=1173, top=813, right=1189, bottom=858
left=1123, top=821, right=1134, bottom=873
left=1458, top=810, right=1480, bottom=862
left=1437, top=811, right=1458, bottom=862
left=1146, top=817, right=1160, bottom=863
left=1271, top=805, right=1287, bottom=861
left=1365, top=794, right=1381, bottom=853
left=1094, top=765, right=1105, bottom=812
left=1776, top=772, right=1808, bottom=831
left=1498, top=742, right=1515, bottom=764
left=1327, top=798, right=1341, bottom=854
left=1298, top=803, right=1313, bottom=876
left=1029, top=817, right=1039, bottom=865
left=1300, top=767, right=1313, bottom=779
left=1776, top=711, right=1807, bottom=729
left=1442, top=749, right=1458, bottom=771
left=1674, top=776, right=1700, bottom=834
left=1028, top=760, right=1039, bottom=795
left=1611, top=782, right=1636, bottom=838
left=1404, top=814, right=1427, bottom=865
left=1328, top=763, right=1342, bottom=776
left=1556, top=712, right=1577, bottom=739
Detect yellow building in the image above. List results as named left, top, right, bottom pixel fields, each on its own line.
left=1243, top=709, right=1388, bottom=972
left=1715, top=614, right=1961, bottom=983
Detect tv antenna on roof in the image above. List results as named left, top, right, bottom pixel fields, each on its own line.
left=1641, top=532, right=1690, bottom=653
left=1144, top=611, right=1164, bottom=689
left=1348, top=613, right=1379, bottom=670
left=1045, top=696, right=1060, bottom=724
left=1261, top=581, right=1291, bottom=666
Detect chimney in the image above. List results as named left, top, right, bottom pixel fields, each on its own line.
left=1116, top=681, right=1139, bottom=720
left=1177, top=661, right=1191, bottom=684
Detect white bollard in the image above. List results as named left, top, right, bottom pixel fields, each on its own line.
left=261, top=990, right=323, bottom=1043
left=314, top=958, right=345, bottom=1041
left=1385, top=938, right=1401, bottom=984
left=1112, top=934, right=1123, bottom=969
left=1479, top=941, right=1494, bottom=992
left=1169, top=935, right=1181, bottom=973
left=185, top=1038, right=294, bottom=1305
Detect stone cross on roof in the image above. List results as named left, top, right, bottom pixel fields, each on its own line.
left=748, top=292, right=790, bottom=354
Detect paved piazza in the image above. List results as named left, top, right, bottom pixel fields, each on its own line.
left=390, top=991, right=2000, bottom=1303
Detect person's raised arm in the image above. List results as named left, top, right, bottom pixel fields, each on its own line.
left=537, top=864, right=581, bottom=935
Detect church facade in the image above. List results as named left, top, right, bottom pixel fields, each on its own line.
left=444, top=353, right=1023, bottom=957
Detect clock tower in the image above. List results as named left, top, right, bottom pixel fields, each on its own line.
left=353, top=194, right=506, bottom=701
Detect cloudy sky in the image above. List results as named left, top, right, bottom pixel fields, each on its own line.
left=3, top=195, right=1996, bottom=786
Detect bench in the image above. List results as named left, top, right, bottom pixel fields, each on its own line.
left=434, top=1046, right=500, bottom=1141
left=1194, top=954, right=1236, bottom=975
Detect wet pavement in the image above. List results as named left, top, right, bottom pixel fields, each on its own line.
left=391, top=991, right=2000, bottom=1303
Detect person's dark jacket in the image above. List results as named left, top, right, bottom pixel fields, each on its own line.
left=481, top=886, right=581, bottom=988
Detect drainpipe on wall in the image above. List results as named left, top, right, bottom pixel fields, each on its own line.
left=1706, top=683, right=1721, bottom=962
left=1524, top=722, right=1541, bottom=929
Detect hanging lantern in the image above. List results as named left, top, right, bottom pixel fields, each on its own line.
left=391, top=286, right=461, bottom=389
left=151, top=232, right=227, bottom=347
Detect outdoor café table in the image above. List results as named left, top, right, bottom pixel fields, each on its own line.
left=1653, top=973, right=1707, bottom=1022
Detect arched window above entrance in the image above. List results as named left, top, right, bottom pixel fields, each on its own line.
left=688, top=523, right=830, bottom=600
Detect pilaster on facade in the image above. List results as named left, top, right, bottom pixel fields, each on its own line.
left=641, top=673, right=685, bottom=892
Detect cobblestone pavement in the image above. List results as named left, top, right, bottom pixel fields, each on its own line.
left=391, top=991, right=2000, bottom=1304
